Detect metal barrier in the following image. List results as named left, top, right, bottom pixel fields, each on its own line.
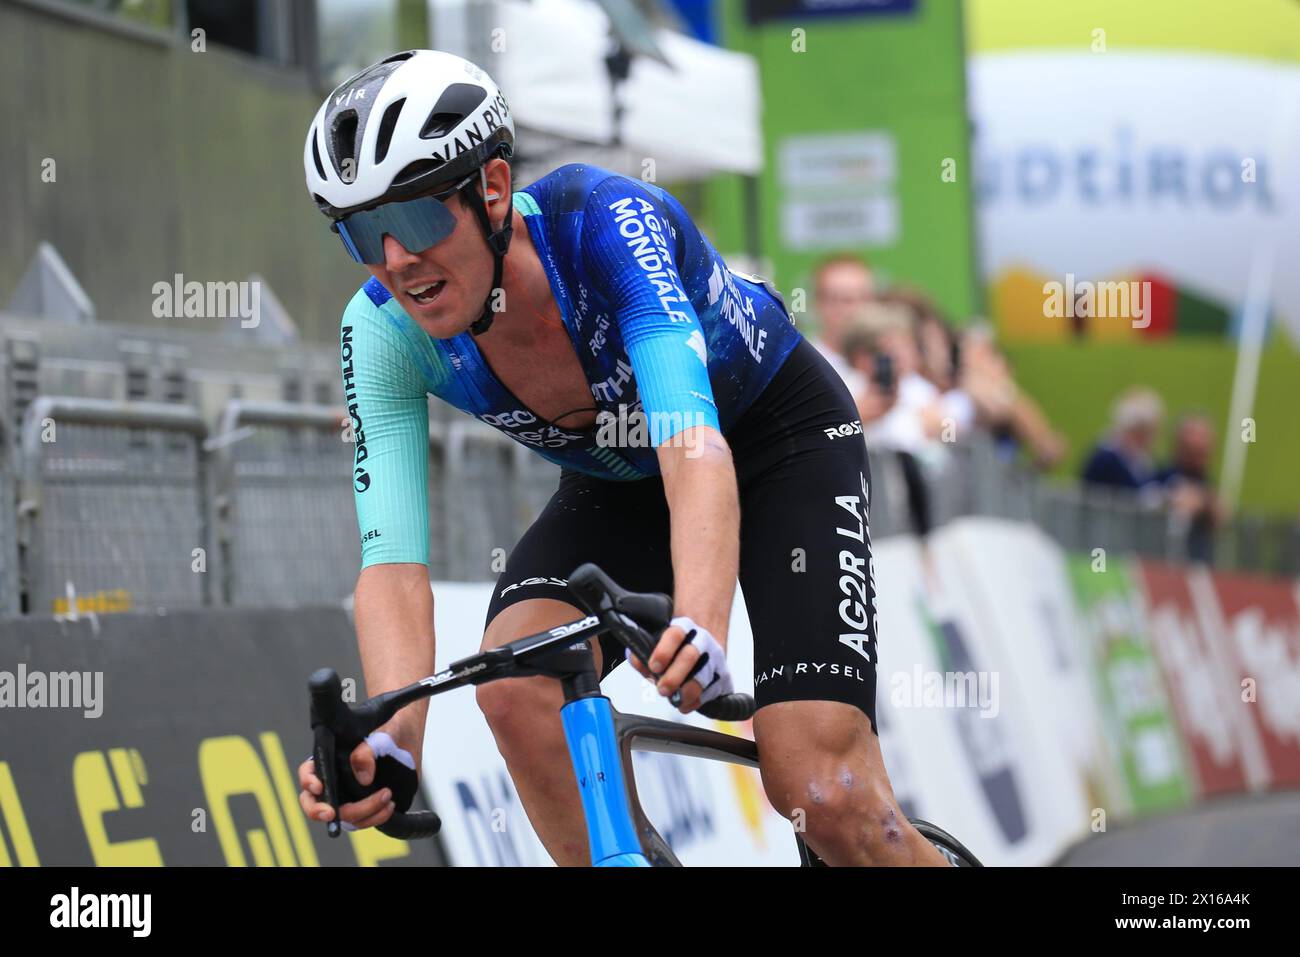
left=0, top=462, right=18, bottom=614
left=442, top=421, right=525, bottom=581
left=212, top=401, right=359, bottom=606
left=4, top=298, right=1298, bottom=614
left=512, top=443, right=562, bottom=537
left=865, top=436, right=1300, bottom=576
left=427, top=415, right=452, bottom=581
left=18, top=396, right=209, bottom=615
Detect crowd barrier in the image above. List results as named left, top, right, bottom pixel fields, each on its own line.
left=4, top=310, right=1296, bottom=617
left=0, top=606, right=442, bottom=866
left=0, top=314, right=564, bottom=612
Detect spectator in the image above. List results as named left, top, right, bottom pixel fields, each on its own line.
left=1080, top=388, right=1165, bottom=500
left=956, top=323, right=1067, bottom=470
left=841, top=301, right=945, bottom=454
left=841, top=303, right=936, bottom=536
left=1159, top=413, right=1224, bottom=562
left=808, top=255, right=875, bottom=396
left=842, top=302, right=902, bottom=430
left=878, top=287, right=977, bottom=441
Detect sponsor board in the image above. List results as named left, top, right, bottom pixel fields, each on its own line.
left=1198, top=567, right=1300, bottom=788
left=932, top=519, right=1104, bottom=843
left=1067, top=557, right=1194, bottom=813
left=1135, top=562, right=1266, bottom=795
left=0, top=608, right=437, bottom=867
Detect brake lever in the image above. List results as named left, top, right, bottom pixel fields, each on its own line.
left=309, top=668, right=350, bottom=838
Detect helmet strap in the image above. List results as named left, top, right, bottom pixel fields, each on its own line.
left=465, top=165, right=514, bottom=337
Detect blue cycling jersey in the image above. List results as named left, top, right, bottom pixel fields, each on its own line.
left=341, top=163, right=803, bottom=566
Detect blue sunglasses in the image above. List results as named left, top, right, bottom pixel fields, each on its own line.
left=331, top=172, right=477, bottom=265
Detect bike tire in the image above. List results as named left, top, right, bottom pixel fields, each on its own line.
left=910, top=819, right=983, bottom=867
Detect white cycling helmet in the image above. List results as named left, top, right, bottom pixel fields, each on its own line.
left=304, top=50, right=517, bottom=334
left=304, top=49, right=515, bottom=219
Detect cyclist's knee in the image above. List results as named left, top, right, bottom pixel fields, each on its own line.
left=763, top=764, right=908, bottom=864
left=474, top=676, right=554, bottom=738
left=755, top=701, right=916, bottom=865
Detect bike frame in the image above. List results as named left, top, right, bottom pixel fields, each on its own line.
left=313, top=609, right=765, bottom=864
left=558, top=678, right=762, bottom=867
left=313, top=605, right=977, bottom=866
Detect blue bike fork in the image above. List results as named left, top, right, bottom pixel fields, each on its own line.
left=559, top=696, right=650, bottom=866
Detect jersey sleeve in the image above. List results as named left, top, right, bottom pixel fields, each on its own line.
left=340, top=302, right=430, bottom=567
left=579, top=176, right=720, bottom=446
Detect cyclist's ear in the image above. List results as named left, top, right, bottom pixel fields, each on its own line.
left=481, top=157, right=512, bottom=209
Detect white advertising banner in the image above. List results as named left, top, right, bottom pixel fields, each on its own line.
left=874, top=532, right=1083, bottom=866
left=969, top=51, right=1300, bottom=341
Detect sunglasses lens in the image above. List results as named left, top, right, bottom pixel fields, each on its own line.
left=334, top=195, right=459, bottom=265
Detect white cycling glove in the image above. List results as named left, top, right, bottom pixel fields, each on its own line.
left=630, top=616, right=734, bottom=706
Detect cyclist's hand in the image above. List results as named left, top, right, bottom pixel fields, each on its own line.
left=629, top=617, right=733, bottom=714
left=297, top=742, right=396, bottom=830
left=627, top=621, right=702, bottom=712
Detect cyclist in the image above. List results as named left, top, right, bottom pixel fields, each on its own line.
left=296, top=49, right=947, bottom=866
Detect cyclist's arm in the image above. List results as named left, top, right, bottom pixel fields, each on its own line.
left=342, top=307, right=435, bottom=761
left=580, top=178, right=739, bottom=659
left=354, top=564, right=434, bottom=764
left=656, top=433, right=738, bottom=652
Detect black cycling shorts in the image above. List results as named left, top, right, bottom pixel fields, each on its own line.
left=484, top=337, right=880, bottom=732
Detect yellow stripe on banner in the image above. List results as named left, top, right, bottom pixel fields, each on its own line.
left=261, top=732, right=320, bottom=868
left=109, top=748, right=145, bottom=807
left=966, top=0, right=1300, bottom=64
left=0, top=763, right=40, bottom=867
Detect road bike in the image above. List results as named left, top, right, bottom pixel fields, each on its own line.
left=309, top=563, right=982, bottom=867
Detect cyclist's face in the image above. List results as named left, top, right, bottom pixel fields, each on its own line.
left=367, top=162, right=510, bottom=338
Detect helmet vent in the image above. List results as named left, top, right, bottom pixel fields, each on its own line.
left=311, top=131, right=328, bottom=180
left=393, top=159, right=444, bottom=187
left=420, top=83, right=487, bottom=139
left=374, top=98, right=406, bottom=165
left=330, top=111, right=359, bottom=176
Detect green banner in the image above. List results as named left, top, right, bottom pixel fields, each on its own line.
left=1067, top=555, right=1193, bottom=815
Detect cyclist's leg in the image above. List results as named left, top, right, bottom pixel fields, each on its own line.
left=740, top=456, right=945, bottom=866
left=729, top=340, right=947, bottom=867
left=476, top=469, right=673, bottom=866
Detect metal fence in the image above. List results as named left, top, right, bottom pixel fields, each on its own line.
left=212, top=401, right=360, bottom=607
left=1, top=312, right=1296, bottom=617
left=868, top=439, right=1300, bottom=576
left=18, top=397, right=209, bottom=615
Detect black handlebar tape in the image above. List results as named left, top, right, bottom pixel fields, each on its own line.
left=697, top=693, right=756, bottom=722
left=378, top=810, right=443, bottom=840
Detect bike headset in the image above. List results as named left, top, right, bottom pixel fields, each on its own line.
left=304, top=49, right=517, bottom=336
